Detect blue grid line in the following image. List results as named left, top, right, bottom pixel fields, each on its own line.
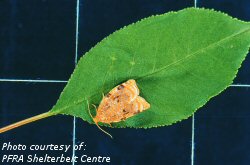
left=194, top=0, right=197, bottom=8
left=0, top=78, right=67, bottom=83
left=192, top=1, right=197, bottom=165
left=191, top=114, right=195, bottom=165
left=230, top=84, right=250, bottom=87
left=72, top=0, right=80, bottom=164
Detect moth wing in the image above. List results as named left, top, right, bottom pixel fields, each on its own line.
left=136, top=96, right=150, bottom=111
left=111, top=96, right=150, bottom=122
left=125, top=96, right=150, bottom=114
left=95, top=96, right=150, bottom=123
left=98, top=79, right=139, bottom=111
left=95, top=79, right=144, bottom=123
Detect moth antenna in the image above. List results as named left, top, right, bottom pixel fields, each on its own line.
left=87, top=100, right=113, bottom=139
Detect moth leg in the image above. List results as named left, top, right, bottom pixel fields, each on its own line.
left=87, top=100, right=94, bottom=120
left=108, top=123, right=113, bottom=128
left=102, top=92, right=105, bottom=99
left=91, top=104, right=97, bottom=113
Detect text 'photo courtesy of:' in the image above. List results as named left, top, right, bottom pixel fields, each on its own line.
left=1, top=0, right=250, bottom=165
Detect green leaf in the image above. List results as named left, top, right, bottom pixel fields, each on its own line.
left=50, top=8, right=250, bottom=128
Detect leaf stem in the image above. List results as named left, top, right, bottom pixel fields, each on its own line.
left=0, top=112, right=53, bottom=134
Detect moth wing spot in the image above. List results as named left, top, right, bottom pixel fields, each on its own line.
left=117, top=84, right=125, bottom=90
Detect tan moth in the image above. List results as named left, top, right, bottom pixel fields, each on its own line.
left=88, top=79, right=150, bottom=138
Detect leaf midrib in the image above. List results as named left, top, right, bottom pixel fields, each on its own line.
left=139, top=27, right=250, bottom=79
left=51, top=26, right=250, bottom=116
